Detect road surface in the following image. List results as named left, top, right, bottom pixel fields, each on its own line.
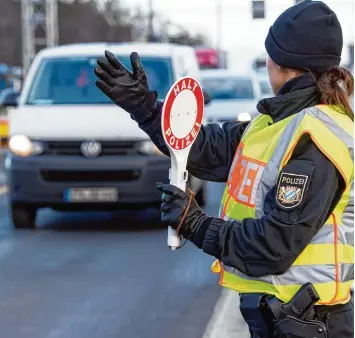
left=0, top=153, right=230, bottom=338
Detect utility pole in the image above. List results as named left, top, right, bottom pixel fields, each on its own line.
left=147, top=0, right=155, bottom=42
left=216, top=0, right=222, bottom=52
left=21, top=0, right=58, bottom=75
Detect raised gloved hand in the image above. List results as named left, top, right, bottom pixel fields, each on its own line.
left=156, top=182, right=211, bottom=248
left=94, top=50, right=158, bottom=123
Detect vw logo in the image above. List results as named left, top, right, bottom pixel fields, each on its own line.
left=80, top=140, right=101, bottom=158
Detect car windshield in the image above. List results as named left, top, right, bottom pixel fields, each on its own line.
left=26, top=56, right=174, bottom=105
left=202, top=76, right=255, bottom=100
left=259, top=79, right=273, bottom=96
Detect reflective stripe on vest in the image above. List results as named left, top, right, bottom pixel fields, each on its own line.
left=213, top=105, right=354, bottom=305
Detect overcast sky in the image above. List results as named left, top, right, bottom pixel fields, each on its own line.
left=122, top=0, right=354, bottom=70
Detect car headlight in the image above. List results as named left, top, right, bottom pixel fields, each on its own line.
left=138, top=140, right=163, bottom=155
left=237, top=112, right=252, bottom=122
left=9, top=135, right=44, bottom=157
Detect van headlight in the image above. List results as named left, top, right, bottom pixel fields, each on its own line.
left=9, top=135, right=44, bottom=157
left=138, top=140, right=163, bottom=155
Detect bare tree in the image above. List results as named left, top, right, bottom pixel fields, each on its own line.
left=0, top=0, right=22, bottom=66
left=168, top=32, right=208, bottom=47
left=0, top=0, right=133, bottom=67
left=0, top=0, right=207, bottom=68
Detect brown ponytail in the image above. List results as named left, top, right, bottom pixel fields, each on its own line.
left=316, top=66, right=354, bottom=121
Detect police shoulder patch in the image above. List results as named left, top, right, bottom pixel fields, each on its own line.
left=276, top=172, right=309, bottom=209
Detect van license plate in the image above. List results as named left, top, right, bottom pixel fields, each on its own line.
left=65, top=188, right=118, bottom=202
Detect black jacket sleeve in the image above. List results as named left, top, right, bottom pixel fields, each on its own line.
left=197, top=136, right=345, bottom=277
left=137, top=101, right=249, bottom=182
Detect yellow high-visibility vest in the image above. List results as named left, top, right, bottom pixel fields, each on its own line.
left=212, top=105, right=354, bottom=305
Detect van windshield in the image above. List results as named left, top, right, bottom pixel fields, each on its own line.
left=26, top=56, right=174, bottom=105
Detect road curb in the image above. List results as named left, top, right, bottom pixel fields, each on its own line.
left=202, top=289, right=250, bottom=338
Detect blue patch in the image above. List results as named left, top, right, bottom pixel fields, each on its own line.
left=285, top=190, right=295, bottom=200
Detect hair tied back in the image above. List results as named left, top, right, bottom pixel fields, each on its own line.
left=317, top=65, right=354, bottom=121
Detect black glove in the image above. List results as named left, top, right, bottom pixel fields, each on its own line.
left=94, top=50, right=158, bottom=123
left=156, top=182, right=211, bottom=248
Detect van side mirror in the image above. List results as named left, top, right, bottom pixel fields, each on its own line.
left=0, top=91, right=19, bottom=108
left=203, top=91, right=212, bottom=105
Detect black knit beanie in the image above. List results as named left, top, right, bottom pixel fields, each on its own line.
left=265, top=0, right=343, bottom=73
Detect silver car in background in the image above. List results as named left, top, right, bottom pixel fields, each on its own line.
left=201, top=69, right=262, bottom=124
left=257, top=74, right=274, bottom=99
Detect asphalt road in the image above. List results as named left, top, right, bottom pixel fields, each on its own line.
left=0, top=153, right=226, bottom=338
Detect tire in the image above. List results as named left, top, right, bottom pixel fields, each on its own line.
left=195, top=184, right=206, bottom=207
left=11, top=203, right=37, bottom=229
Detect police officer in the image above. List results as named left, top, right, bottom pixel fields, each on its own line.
left=94, top=1, right=354, bottom=337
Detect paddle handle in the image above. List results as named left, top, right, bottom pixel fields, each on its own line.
left=167, top=163, right=188, bottom=250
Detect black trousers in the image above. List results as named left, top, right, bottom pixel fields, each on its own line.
left=240, top=293, right=354, bottom=338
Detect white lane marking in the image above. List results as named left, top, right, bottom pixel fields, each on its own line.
left=0, top=170, right=7, bottom=188
left=0, top=185, right=8, bottom=196
left=202, top=289, right=250, bottom=338
left=0, top=240, right=12, bottom=261
left=0, top=185, right=8, bottom=195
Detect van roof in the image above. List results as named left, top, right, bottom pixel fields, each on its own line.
left=37, top=42, right=194, bottom=58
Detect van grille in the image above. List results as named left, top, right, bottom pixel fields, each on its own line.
left=42, top=140, right=138, bottom=156
left=40, top=169, right=141, bottom=182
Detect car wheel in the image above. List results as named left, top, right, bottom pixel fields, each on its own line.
left=11, top=203, right=37, bottom=229
left=195, top=184, right=206, bottom=207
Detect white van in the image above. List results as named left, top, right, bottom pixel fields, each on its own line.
left=5, top=42, right=207, bottom=229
